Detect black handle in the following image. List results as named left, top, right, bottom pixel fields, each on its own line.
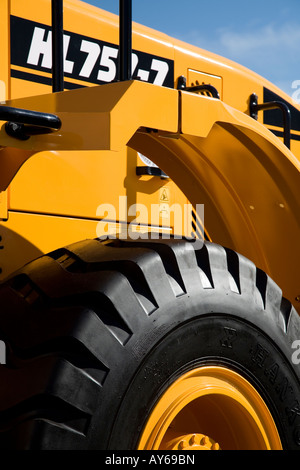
left=249, top=93, right=291, bottom=149
left=177, top=75, right=220, bottom=99
left=136, top=166, right=168, bottom=178
left=0, top=105, right=61, bottom=140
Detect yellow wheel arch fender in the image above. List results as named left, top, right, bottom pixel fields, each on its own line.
left=0, top=80, right=299, bottom=309
left=130, top=88, right=300, bottom=312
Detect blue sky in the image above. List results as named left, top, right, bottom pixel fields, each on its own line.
left=84, top=0, right=300, bottom=97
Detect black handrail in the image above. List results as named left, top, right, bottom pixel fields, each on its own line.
left=177, top=75, right=220, bottom=99
left=249, top=93, right=291, bottom=149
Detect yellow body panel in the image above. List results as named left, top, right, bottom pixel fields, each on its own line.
left=0, top=0, right=300, bottom=315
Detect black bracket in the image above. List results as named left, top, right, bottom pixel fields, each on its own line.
left=136, top=166, right=169, bottom=179
left=177, top=75, right=220, bottom=99
left=249, top=93, right=291, bottom=149
left=1, top=106, right=61, bottom=141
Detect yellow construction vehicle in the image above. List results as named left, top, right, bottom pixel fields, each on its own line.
left=0, top=0, right=299, bottom=450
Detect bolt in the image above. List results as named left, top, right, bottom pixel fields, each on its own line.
left=200, top=436, right=209, bottom=446
left=189, top=434, right=197, bottom=446
left=212, top=442, right=220, bottom=450
left=178, top=439, right=187, bottom=450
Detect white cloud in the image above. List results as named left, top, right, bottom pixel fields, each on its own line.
left=181, top=22, right=300, bottom=96
left=219, top=23, right=300, bottom=56
left=217, top=23, right=300, bottom=73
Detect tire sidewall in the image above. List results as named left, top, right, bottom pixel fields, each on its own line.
left=107, top=312, right=300, bottom=450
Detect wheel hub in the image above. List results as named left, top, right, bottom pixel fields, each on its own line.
left=168, top=433, right=220, bottom=450
left=138, top=366, right=282, bottom=450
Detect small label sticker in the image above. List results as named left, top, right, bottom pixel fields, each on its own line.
left=159, top=187, right=170, bottom=203
left=159, top=203, right=170, bottom=219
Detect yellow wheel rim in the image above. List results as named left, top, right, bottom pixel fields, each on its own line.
left=138, top=366, right=282, bottom=450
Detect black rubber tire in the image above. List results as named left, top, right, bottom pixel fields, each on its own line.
left=0, top=238, right=299, bottom=449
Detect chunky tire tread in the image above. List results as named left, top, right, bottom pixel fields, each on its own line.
left=0, top=238, right=298, bottom=449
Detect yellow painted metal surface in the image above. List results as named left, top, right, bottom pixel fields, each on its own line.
left=9, top=0, right=174, bottom=99
left=0, top=81, right=179, bottom=156
left=0, top=210, right=110, bottom=279
left=130, top=90, right=300, bottom=308
left=187, top=69, right=223, bottom=99
left=0, top=0, right=10, bottom=101
left=1, top=80, right=300, bottom=309
left=0, top=0, right=299, bottom=314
